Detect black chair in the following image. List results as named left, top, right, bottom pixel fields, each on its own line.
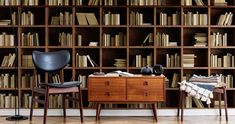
left=29, top=50, right=83, bottom=124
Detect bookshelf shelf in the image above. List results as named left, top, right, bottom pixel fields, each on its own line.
left=0, top=0, right=235, bottom=110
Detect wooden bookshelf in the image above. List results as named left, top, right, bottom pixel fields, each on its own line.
left=0, top=0, right=235, bottom=109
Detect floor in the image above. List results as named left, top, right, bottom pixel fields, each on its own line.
left=0, top=116, right=231, bottom=124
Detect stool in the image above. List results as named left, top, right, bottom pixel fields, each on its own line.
left=177, top=86, right=228, bottom=121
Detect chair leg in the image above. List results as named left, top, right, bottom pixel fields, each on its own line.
left=177, top=90, right=182, bottom=117
left=218, top=93, right=222, bottom=116
left=44, top=90, right=49, bottom=124
left=181, top=91, right=185, bottom=121
left=62, top=94, right=66, bottom=117
left=30, top=91, right=35, bottom=121
left=78, top=86, right=83, bottom=122
left=223, top=87, right=228, bottom=121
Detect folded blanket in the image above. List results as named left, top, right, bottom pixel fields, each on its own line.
left=179, top=75, right=223, bottom=104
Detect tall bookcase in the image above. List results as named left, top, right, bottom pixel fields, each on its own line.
left=0, top=0, right=235, bottom=110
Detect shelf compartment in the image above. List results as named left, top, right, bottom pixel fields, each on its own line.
left=102, top=48, right=127, bottom=67
left=75, top=48, right=100, bottom=68
left=75, top=27, right=99, bottom=46
left=48, top=27, right=73, bottom=46
left=156, top=27, right=181, bottom=47
left=183, top=28, right=208, bottom=46
left=129, top=48, right=154, bottom=67
left=102, top=27, right=127, bottom=47
left=129, top=27, right=154, bottom=46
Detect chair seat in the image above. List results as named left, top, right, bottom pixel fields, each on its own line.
left=40, top=81, right=82, bottom=88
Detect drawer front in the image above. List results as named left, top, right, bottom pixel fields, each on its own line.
left=88, top=77, right=126, bottom=101
left=127, top=78, right=164, bottom=101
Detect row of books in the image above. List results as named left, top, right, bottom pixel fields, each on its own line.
left=217, top=12, right=233, bottom=26
left=0, top=94, right=18, bottom=108
left=129, top=0, right=155, bottom=6
left=51, top=12, right=72, bottom=25
left=135, top=54, right=153, bottom=67
left=217, top=74, right=233, bottom=88
left=58, top=32, right=73, bottom=46
left=78, top=75, right=87, bottom=88
left=0, top=32, right=14, bottom=46
left=142, top=33, right=153, bottom=46
left=0, top=74, right=15, bottom=88
left=48, top=0, right=69, bottom=6
left=48, top=94, right=69, bottom=109
left=155, top=32, right=177, bottom=46
left=1, top=53, right=16, bottom=67
left=214, top=0, right=227, bottom=6
left=21, top=55, right=34, bottom=67
left=88, top=0, right=99, bottom=5
left=21, top=32, right=39, bottom=46
left=130, top=11, right=151, bottom=25
left=181, top=0, right=205, bottom=6
left=166, top=53, right=180, bottom=67
left=185, top=95, right=204, bottom=108
left=159, top=12, right=180, bottom=25
left=104, top=12, right=120, bottom=25
left=210, top=53, right=235, bottom=67
left=210, top=32, right=227, bottom=47
left=76, top=13, right=98, bottom=25
left=183, top=11, right=208, bottom=26
left=21, top=11, right=34, bottom=25
left=21, top=73, right=32, bottom=88
left=75, top=53, right=98, bottom=67
left=103, top=32, right=126, bottom=47
left=0, top=0, right=38, bottom=6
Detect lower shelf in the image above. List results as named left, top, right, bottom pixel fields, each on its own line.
left=0, top=108, right=235, bottom=116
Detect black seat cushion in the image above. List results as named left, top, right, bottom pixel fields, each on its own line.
left=39, top=81, right=82, bottom=88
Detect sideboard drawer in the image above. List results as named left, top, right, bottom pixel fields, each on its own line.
left=127, top=78, right=164, bottom=101
left=88, top=77, right=126, bottom=101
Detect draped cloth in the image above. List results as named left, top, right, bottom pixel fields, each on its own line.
left=179, top=75, right=225, bottom=104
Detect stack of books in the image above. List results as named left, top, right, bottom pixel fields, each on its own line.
left=114, top=59, right=126, bottom=67
left=194, top=33, right=207, bottom=46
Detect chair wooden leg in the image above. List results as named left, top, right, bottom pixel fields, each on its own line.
left=177, top=90, right=182, bottom=117
left=62, top=94, right=66, bottom=117
left=218, top=92, right=222, bottom=116
left=30, top=91, right=35, bottom=121
left=181, top=91, right=185, bottom=121
left=152, top=104, right=157, bottom=122
left=223, top=87, right=228, bottom=121
left=78, top=86, right=83, bottom=122
left=44, top=90, right=49, bottom=124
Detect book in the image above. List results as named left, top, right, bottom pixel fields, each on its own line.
left=85, top=13, right=98, bottom=25
left=106, top=70, right=134, bottom=77
left=76, top=13, right=88, bottom=25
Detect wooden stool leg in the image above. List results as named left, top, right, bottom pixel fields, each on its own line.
left=218, top=93, right=222, bottom=116
left=181, top=91, right=185, bottom=121
left=152, top=104, right=157, bottom=122
left=223, top=87, right=228, bottom=121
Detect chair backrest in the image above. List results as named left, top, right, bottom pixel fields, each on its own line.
left=32, top=50, right=70, bottom=72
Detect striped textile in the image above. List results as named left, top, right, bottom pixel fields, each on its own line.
left=179, top=75, right=224, bottom=104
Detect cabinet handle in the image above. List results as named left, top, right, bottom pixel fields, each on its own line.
left=143, top=81, right=148, bottom=86
left=105, top=92, right=110, bottom=96
left=144, top=92, right=148, bottom=96
left=105, top=81, right=110, bottom=86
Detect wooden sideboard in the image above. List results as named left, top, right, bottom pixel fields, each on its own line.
left=88, top=75, right=165, bottom=121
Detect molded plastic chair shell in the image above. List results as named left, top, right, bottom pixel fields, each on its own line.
left=32, top=50, right=70, bottom=72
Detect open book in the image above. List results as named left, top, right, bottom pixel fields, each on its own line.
left=106, top=70, right=134, bottom=77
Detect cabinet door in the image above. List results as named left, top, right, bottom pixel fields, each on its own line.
left=127, top=78, right=165, bottom=101
left=88, top=77, right=126, bottom=101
